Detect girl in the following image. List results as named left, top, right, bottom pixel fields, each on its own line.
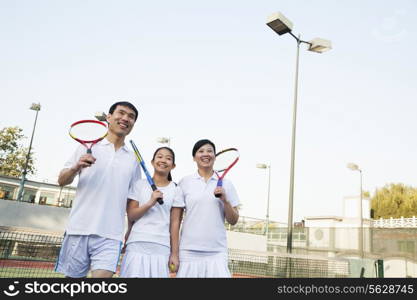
left=176, top=139, right=240, bottom=277
left=120, top=147, right=184, bottom=277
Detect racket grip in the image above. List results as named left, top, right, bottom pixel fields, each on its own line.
left=215, top=179, right=223, bottom=198
left=151, top=184, right=164, bottom=205
left=87, top=148, right=92, bottom=154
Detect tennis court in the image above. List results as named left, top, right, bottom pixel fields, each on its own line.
left=0, top=227, right=352, bottom=278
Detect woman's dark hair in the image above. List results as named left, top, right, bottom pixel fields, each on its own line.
left=152, top=147, right=175, bottom=181
left=192, top=139, right=216, bottom=157
left=108, top=101, right=139, bottom=121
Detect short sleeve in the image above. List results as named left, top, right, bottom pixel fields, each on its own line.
left=224, top=179, right=240, bottom=208
left=172, top=186, right=185, bottom=208
left=128, top=176, right=143, bottom=202
left=127, top=160, right=142, bottom=200
left=63, top=145, right=85, bottom=169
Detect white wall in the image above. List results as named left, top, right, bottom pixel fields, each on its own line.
left=227, top=231, right=267, bottom=252
left=384, top=259, right=417, bottom=278
left=0, top=200, right=69, bottom=233
left=343, top=196, right=370, bottom=219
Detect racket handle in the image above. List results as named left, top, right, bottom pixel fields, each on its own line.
left=87, top=148, right=92, bottom=154
left=215, top=179, right=223, bottom=198
left=151, top=184, right=164, bottom=205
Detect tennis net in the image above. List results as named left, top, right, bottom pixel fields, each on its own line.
left=0, top=227, right=351, bottom=278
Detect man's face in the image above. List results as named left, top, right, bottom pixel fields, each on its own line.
left=106, top=105, right=137, bottom=137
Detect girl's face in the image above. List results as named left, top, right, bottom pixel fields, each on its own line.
left=152, top=148, right=175, bottom=174
left=193, top=144, right=215, bottom=169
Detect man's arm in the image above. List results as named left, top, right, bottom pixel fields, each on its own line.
left=58, top=154, right=96, bottom=186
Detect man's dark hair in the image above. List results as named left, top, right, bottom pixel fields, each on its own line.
left=109, top=101, right=139, bottom=121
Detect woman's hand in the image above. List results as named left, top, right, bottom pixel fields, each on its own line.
left=168, top=254, right=179, bottom=273
left=214, top=186, right=227, bottom=203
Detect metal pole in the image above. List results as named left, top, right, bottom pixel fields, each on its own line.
left=265, top=165, right=271, bottom=239
left=17, top=109, right=39, bottom=201
left=286, top=36, right=301, bottom=254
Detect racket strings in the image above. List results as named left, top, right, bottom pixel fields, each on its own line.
left=70, top=122, right=108, bottom=142
left=214, top=150, right=239, bottom=172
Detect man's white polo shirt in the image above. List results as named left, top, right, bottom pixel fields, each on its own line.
left=64, top=138, right=141, bottom=242
left=179, top=172, right=239, bottom=252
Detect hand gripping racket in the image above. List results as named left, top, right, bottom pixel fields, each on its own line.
left=130, top=140, right=163, bottom=205
left=213, top=148, right=239, bottom=197
left=69, top=120, right=108, bottom=154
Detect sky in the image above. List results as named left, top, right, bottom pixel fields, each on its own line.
left=1, top=0, right=417, bottom=223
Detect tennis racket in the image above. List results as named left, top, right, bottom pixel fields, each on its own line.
left=69, top=120, right=108, bottom=154
left=213, top=148, right=239, bottom=197
left=130, top=140, right=163, bottom=205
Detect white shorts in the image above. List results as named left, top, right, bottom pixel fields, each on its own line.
left=55, top=234, right=122, bottom=278
left=119, top=241, right=170, bottom=278
left=176, top=250, right=231, bottom=278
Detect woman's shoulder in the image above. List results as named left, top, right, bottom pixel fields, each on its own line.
left=179, top=173, right=198, bottom=184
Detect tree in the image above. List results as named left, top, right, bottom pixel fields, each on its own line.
left=0, top=126, right=36, bottom=177
left=371, top=183, right=417, bottom=219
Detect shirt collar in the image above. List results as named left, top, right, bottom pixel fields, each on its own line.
left=100, top=138, right=129, bottom=152
left=193, top=171, right=217, bottom=181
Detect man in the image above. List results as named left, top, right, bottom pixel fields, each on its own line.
left=55, top=101, right=141, bottom=278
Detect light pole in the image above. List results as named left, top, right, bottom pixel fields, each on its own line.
left=157, top=137, right=171, bottom=147
left=266, top=12, right=331, bottom=254
left=347, top=162, right=364, bottom=259
left=17, top=103, right=41, bottom=202
left=256, top=163, right=271, bottom=239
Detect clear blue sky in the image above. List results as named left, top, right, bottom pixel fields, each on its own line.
left=1, top=0, right=416, bottom=223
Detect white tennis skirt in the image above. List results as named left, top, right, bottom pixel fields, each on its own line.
left=176, top=250, right=231, bottom=278
left=119, top=241, right=170, bottom=278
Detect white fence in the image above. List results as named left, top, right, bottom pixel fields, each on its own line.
left=372, top=216, right=417, bottom=228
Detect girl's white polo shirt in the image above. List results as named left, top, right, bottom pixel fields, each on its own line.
left=126, top=180, right=185, bottom=247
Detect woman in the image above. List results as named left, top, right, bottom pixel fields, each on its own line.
left=176, top=139, right=239, bottom=278
left=120, top=147, right=184, bottom=277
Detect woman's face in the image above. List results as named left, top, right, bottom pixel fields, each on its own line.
left=193, top=144, right=215, bottom=169
left=152, top=148, right=175, bottom=174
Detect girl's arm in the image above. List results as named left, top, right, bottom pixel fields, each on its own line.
left=126, top=190, right=163, bottom=222
left=122, top=219, right=134, bottom=253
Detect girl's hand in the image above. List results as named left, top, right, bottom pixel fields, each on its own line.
left=149, top=190, right=163, bottom=206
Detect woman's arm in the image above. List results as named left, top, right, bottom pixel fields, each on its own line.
left=214, top=186, right=239, bottom=225
left=168, top=207, right=184, bottom=272
left=223, top=200, right=239, bottom=225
